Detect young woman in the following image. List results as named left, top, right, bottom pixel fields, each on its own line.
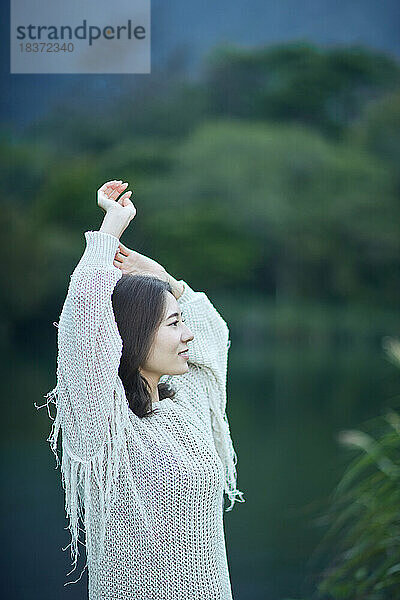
left=38, top=180, right=245, bottom=599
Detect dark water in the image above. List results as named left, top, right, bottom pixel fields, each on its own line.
left=2, top=335, right=400, bottom=599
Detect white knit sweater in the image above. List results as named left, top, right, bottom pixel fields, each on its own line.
left=37, top=230, right=245, bottom=599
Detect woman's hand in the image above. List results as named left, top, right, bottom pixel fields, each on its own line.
left=113, top=242, right=168, bottom=281
left=114, top=242, right=185, bottom=299
left=97, top=180, right=136, bottom=223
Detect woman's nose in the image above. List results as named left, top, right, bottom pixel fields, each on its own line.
left=183, top=325, right=194, bottom=342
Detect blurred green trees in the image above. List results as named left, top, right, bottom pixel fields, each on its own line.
left=138, top=120, right=399, bottom=303
left=2, top=41, right=399, bottom=342
left=202, top=42, right=400, bottom=137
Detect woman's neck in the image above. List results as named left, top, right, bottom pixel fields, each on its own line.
left=139, top=369, right=161, bottom=402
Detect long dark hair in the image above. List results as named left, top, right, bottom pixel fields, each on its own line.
left=111, top=273, right=176, bottom=418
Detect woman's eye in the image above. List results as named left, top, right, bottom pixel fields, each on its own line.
left=171, top=317, right=185, bottom=327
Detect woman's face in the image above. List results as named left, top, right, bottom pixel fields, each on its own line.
left=143, top=291, right=194, bottom=378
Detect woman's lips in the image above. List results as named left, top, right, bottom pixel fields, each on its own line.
left=178, top=351, right=189, bottom=359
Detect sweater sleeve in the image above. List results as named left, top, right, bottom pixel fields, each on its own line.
left=176, top=280, right=231, bottom=413
left=55, top=230, right=125, bottom=462
left=37, top=230, right=134, bottom=579
left=176, top=280, right=245, bottom=512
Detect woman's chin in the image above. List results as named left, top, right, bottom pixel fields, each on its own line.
left=161, top=364, right=189, bottom=377
left=174, top=361, right=190, bottom=375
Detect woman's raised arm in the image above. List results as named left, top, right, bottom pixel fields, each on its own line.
left=176, top=281, right=230, bottom=408
left=36, top=181, right=140, bottom=575
left=43, top=181, right=137, bottom=462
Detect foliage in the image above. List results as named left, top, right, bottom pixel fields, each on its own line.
left=348, top=89, right=400, bottom=171
left=203, top=42, right=400, bottom=137
left=312, top=338, right=400, bottom=599
left=1, top=42, right=400, bottom=342
left=136, top=120, right=399, bottom=302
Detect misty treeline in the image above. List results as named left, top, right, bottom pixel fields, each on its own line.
left=2, top=42, right=399, bottom=342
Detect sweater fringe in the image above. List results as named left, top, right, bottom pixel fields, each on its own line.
left=209, top=396, right=246, bottom=512
left=34, top=384, right=130, bottom=586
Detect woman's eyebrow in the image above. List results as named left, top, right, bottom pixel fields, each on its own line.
left=166, top=311, right=183, bottom=321
left=166, top=312, right=180, bottom=320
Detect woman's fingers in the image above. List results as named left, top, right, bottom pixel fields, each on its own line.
left=118, top=191, right=133, bottom=206
left=98, top=181, right=122, bottom=206
left=113, top=260, right=125, bottom=272
left=114, top=247, right=129, bottom=261
left=98, top=181, right=112, bottom=193
left=108, top=182, right=128, bottom=201
left=99, top=180, right=126, bottom=199
left=97, top=181, right=136, bottom=221
left=117, top=242, right=131, bottom=256
left=99, top=180, right=122, bottom=194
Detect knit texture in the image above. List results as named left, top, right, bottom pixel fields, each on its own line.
left=36, top=230, right=245, bottom=599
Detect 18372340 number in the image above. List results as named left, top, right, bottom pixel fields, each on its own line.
left=19, top=42, right=74, bottom=52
